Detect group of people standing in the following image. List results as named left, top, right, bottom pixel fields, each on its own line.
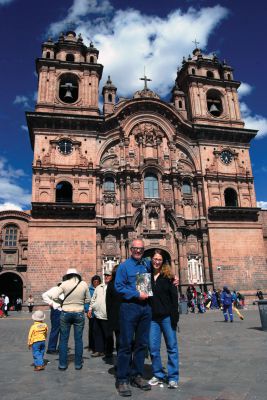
left=28, top=239, right=179, bottom=397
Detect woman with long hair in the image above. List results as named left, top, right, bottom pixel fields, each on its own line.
left=148, top=249, right=179, bottom=389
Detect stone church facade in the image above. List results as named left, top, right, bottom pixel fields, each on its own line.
left=1, top=31, right=267, bottom=304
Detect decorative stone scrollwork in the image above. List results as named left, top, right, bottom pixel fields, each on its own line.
left=132, top=122, right=164, bottom=146
left=103, top=192, right=116, bottom=204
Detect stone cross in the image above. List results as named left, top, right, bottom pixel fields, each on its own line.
left=140, top=69, right=152, bottom=90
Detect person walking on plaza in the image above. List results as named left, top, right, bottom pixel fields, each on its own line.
left=115, top=238, right=152, bottom=396
left=42, top=283, right=65, bottom=355
left=85, top=275, right=101, bottom=352
left=0, top=295, right=5, bottom=318
left=27, top=294, right=34, bottom=313
left=221, top=286, right=234, bottom=322
left=15, top=297, right=22, bottom=312
left=148, top=249, right=179, bottom=389
left=88, top=270, right=113, bottom=358
left=106, top=264, right=122, bottom=356
left=28, top=310, right=48, bottom=371
left=44, top=268, right=90, bottom=370
left=3, top=294, right=9, bottom=317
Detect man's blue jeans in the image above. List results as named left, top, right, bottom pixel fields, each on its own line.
left=149, top=316, right=179, bottom=383
left=59, top=311, right=85, bottom=369
left=47, top=308, right=61, bottom=351
left=32, top=341, right=46, bottom=367
left=116, top=302, right=152, bottom=383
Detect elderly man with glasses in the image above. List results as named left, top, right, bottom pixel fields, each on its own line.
left=115, top=238, right=152, bottom=396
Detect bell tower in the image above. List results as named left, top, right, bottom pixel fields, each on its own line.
left=176, top=47, right=244, bottom=128
left=36, top=31, right=103, bottom=116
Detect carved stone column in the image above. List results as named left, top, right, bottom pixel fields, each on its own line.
left=96, top=177, right=100, bottom=214
left=120, top=234, right=126, bottom=261
left=119, top=178, right=125, bottom=215
left=126, top=175, right=132, bottom=214
left=96, top=233, right=102, bottom=275
left=197, top=182, right=204, bottom=217
left=202, top=234, right=211, bottom=283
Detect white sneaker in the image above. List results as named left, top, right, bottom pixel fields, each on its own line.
left=148, top=376, right=164, bottom=386
left=168, top=381, right=178, bottom=389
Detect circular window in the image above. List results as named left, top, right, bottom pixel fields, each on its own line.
left=59, top=73, right=78, bottom=104
left=57, top=140, right=73, bottom=155
left=206, top=89, right=223, bottom=117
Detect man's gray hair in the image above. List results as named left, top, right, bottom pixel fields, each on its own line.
left=129, top=238, right=145, bottom=248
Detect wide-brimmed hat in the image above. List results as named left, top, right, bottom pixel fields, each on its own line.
left=32, top=310, right=45, bottom=321
left=64, top=268, right=81, bottom=280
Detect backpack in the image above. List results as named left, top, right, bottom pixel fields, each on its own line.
left=224, top=292, right=232, bottom=306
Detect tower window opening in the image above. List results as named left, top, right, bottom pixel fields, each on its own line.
left=191, top=68, right=195, bottom=75
left=46, top=52, right=50, bottom=59
left=4, top=225, right=18, bottom=247
left=224, top=188, right=238, bottom=207
left=178, top=100, right=182, bottom=108
left=227, top=73, right=231, bottom=80
left=182, top=180, right=192, bottom=195
left=104, top=177, right=115, bottom=192
left=59, top=73, right=78, bottom=104
left=56, top=181, right=73, bottom=202
left=66, top=53, right=75, bottom=62
left=207, top=70, right=214, bottom=78
left=108, top=94, right=113, bottom=102
left=144, top=173, right=159, bottom=198
left=90, top=56, right=94, bottom=63
left=207, top=89, right=223, bottom=117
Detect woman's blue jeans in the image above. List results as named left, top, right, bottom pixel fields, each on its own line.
left=149, top=316, right=179, bottom=383
left=59, top=311, right=85, bottom=369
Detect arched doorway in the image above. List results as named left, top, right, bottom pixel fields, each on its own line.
left=0, top=272, right=23, bottom=307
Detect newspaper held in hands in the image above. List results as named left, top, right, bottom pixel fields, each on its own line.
left=136, top=273, right=153, bottom=296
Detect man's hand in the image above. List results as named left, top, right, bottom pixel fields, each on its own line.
left=87, top=309, right=92, bottom=319
left=173, top=275, right=179, bottom=287
left=139, top=291, right=149, bottom=300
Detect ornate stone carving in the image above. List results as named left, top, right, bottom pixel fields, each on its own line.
left=103, top=192, right=116, bottom=204
left=132, top=122, right=164, bottom=147
left=131, top=178, right=141, bottom=200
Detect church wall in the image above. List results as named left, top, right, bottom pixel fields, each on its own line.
left=208, top=223, right=267, bottom=293
left=27, top=221, right=96, bottom=303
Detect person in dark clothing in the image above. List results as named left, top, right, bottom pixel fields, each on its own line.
left=106, top=265, right=122, bottom=356
left=256, top=289, right=264, bottom=300
left=85, top=275, right=101, bottom=352
left=148, top=249, right=179, bottom=389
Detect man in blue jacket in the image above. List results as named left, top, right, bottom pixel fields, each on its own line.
left=221, top=286, right=234, bottom=322
left=115, top=239, right=151, bottom=396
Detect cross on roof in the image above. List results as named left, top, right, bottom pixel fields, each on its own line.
left=140, top=68, right=152, bottom=90
left=192, top=39, right=200, bottom=48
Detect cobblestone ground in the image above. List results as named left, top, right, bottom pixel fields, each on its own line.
left=0, top=307, right=267, bottom=400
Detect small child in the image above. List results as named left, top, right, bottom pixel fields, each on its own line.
left=28, top=310, right=48, bottom=371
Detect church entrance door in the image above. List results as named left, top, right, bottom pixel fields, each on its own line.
left=0, top=272, right=23, bottom=308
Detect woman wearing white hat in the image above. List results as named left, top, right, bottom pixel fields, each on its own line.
left=43, top=268, right=90, bottom=370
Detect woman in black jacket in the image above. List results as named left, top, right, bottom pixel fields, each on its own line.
left=148, top=249, right=179, bottom=389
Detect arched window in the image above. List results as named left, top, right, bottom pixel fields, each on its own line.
left=227, top=73, right=231, bottom=80
left=207, top=70, right=214, bottom=78
left=104, top=177, right=115, bottom=192
left=66, top=53, right=75, bottom=62
left=178, top=100, right=182, bottom=108
left=56, top=181, right=73, bottom=202
left=90, top=56, right=94, bottom=63
left=224, top=188, right=238, bottom=207
left=192, top=68, right=195, bottom=75
left=46, top=52, right=50, bottom=59
left=182, top=180, right=192, bottom=195
left=4, top=225, right=18, bottom=247
left=108, top=94, right=112, bottom=102
left=59, top=73, right=79, bottom=104
left=144, top=173, right=159, bottom=198
left=207, top=89, right=223, bottom=117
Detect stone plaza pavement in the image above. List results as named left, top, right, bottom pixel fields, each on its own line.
left=0, top=307, right=266, bottom=400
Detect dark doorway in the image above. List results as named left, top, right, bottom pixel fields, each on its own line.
left=56, top=181, right=73, bottom=202
left=0, top=272, right=23, bottom=306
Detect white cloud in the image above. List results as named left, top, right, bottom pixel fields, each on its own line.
left=48, top=0, right=113, bottom=36
left=21, top=125, right=28, bottom=132
left=257, top=201, right=267, bottom=210
left=0, top=157, right=31, bottom=210
left=13, top=95, right=30, bottom=108
left=240, top=102, right=267, bottom=139
left=47, top=3, right=229, bottom=97
left=0, top=202, right=23, bottom=211
left=238, top=82, right=253, bottom=99
left=0, top=0, right=14, bottom=5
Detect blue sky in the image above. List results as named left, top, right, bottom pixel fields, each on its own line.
left=0, top=0, right=266, bottom=210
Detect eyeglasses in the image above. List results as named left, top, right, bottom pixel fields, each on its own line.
left=131, top=247, right=144, bottom=252
left=152, top=258, right=163, bottom=263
